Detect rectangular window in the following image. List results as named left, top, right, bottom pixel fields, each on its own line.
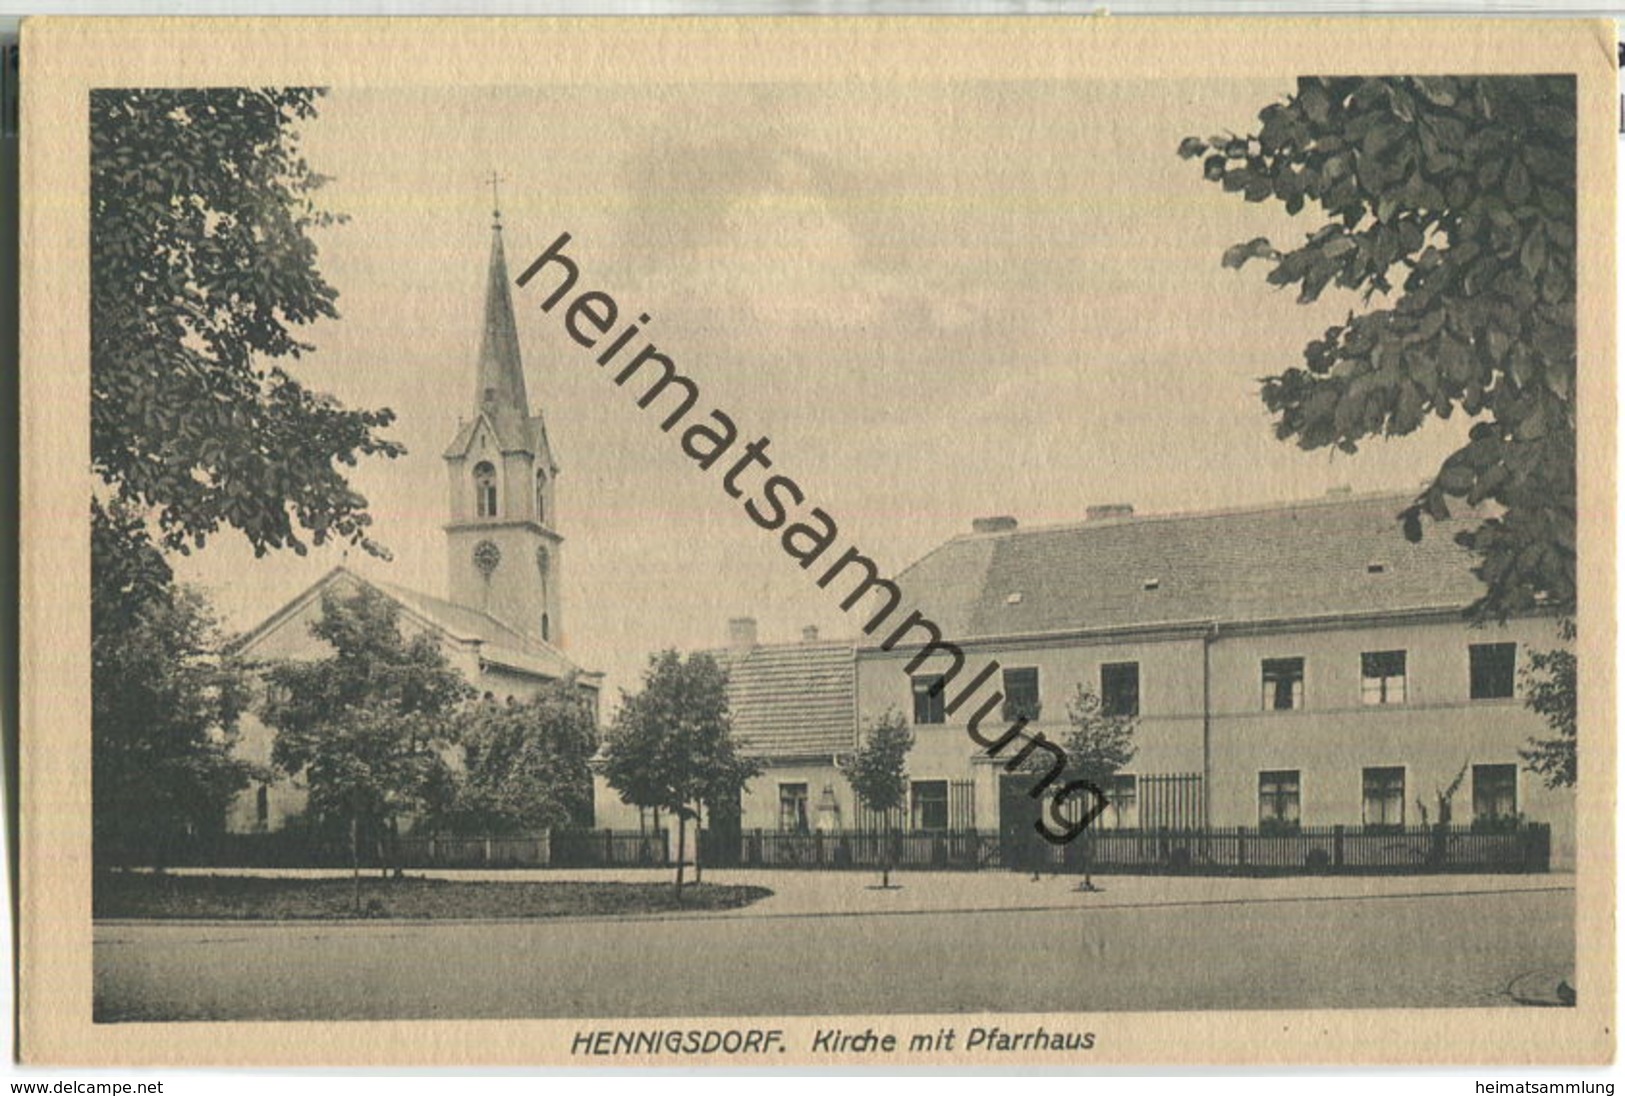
left=778, top=783, right=809, bottom=833
left=1469, top=642, right=1518, bottom=700
left=1100, top=662, right=1140, bottom=717
left=910, top=780, right=949, bottom=831
left=1002, top=667, right=1041, bottom=721
left=1362, top=766, right=1406, bottom=828
left=1360, top=650, right=1407, bottom=705
left=1472, top=764, right=1519, bottom=822
left=911, top=675, right=946, bottom=725
left=1258, top=770, right=1301, bottom=829
left=1261, top=657, right=1305, bottom=711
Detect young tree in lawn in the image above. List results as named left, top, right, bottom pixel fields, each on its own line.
left=92, top=502, right=260, bottom=866
left=843, top=709, right=913, bottom=889
left=601, top=651, right=760, bottom=897
left=443, top=679, right=598, bottom=835
left=1059, top=686, right=1137, bottom=892
left=1183, top=76, right=1577, bottom=778
left=262, top=587, right=473, bottom=911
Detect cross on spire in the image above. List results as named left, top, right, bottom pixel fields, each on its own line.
left=485, top=170, right=505, bottom=228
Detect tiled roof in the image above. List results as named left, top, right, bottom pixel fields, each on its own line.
left=716, top=641, right=857, bottom=758
left=894, top=491, right=1494, bottom=641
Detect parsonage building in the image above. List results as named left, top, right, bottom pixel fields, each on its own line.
left=598, top=491, right=1574, bottom=870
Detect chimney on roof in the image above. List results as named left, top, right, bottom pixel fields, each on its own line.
left=1085, top=504, right=1134, bottom=521
left=972, top=515, right=1018, bottom=534
left=728, top=616, right=758, bottom=652
left=801, top=625, right=820, bottom=643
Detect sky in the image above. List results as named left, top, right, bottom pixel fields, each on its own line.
left=170, top=76, right=1466, bottom=703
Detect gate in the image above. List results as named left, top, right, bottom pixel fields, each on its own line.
left=998, top=771, right=1049, bottom=870
left=702, top=790, right=743, bottom=868
left=1138, top=773, right=1206, bottom=831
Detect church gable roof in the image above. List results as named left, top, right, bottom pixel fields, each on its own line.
left=368, top=577, right=584, bottom=679
left=232, top=566, right=590, bottom=685
left=893, top=490, right=1495, bottom=642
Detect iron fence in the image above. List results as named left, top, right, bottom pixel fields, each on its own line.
left=101, top=822, right=1549, bottom=876
left=739, top=829, right=1001, bottom=871
left=104, top=829, right=674, bottom=870
left=1039, top=823, right=1549, bottom=875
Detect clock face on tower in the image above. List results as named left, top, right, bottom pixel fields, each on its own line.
left=473, top=540, right=502, bottom=578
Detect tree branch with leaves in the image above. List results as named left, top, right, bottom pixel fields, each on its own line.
left=91, top=87, right=405, bottom=561
left=1185, top=75, right=1578, bottom=785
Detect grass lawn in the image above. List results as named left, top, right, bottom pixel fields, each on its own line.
left=94, top=871, right=772, bottom=920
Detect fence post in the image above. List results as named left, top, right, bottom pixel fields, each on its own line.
left=1333, top=825, right=1345, bottom=869
left=603, top=828, right=613, bottom=865
left=1237, top=829, right=1247, bottom=870
left=483, top=836, right=492, bottom=865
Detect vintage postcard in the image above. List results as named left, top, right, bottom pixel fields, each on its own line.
left=17, top=15, right=1616, bottom=1067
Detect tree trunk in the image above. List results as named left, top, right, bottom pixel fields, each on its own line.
left=674, top=813, right=687, bottom=900
left=693, top=804, right=704, bottom=886
left=385, top=809, right=401, bottom=878
left=349, top=813, right=361, bottom=915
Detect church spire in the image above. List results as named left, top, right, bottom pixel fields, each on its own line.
left=444, top=198, right=565, bottom=649
left=475, top=208, right=529, bottom=419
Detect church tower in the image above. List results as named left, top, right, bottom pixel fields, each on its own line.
left=444, top=207, right=564, bottom=647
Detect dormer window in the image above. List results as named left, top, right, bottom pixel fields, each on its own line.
left=474, top=461, right=498, bottom=518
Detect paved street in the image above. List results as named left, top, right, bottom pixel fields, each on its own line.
left=94, top=875, right=1573, bottom=1020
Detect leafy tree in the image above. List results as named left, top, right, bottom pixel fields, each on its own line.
left=262, top=587, right=473, bottom=909
left=600, top=650, right=761, bottom=896
left=92, top=501, right=259, bottom=866
left=442, top=680, right=597, bottom=834
left=91, top=87, right=404, bottom=561
left=1182, top=76, right=1576, bottom=623
left=1521, top=618, right=1578, bottom=788
left=842, top=709, right=912, bottom=888
left=90, top=89, right=409, bottom=873
left=1058, top=686, right=1136, bottom=890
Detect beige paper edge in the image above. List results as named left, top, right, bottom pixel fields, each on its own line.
left=16, top=14, right=1617, bottom=1067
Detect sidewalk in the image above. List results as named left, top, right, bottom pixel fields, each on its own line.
left=150, top=864, right=1573, bottom=920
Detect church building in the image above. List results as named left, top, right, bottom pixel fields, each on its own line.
left=224, top=212, right=603, bottom=834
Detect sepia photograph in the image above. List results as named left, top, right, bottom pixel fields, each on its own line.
left=17, top=16, right=1615, bottom=1067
